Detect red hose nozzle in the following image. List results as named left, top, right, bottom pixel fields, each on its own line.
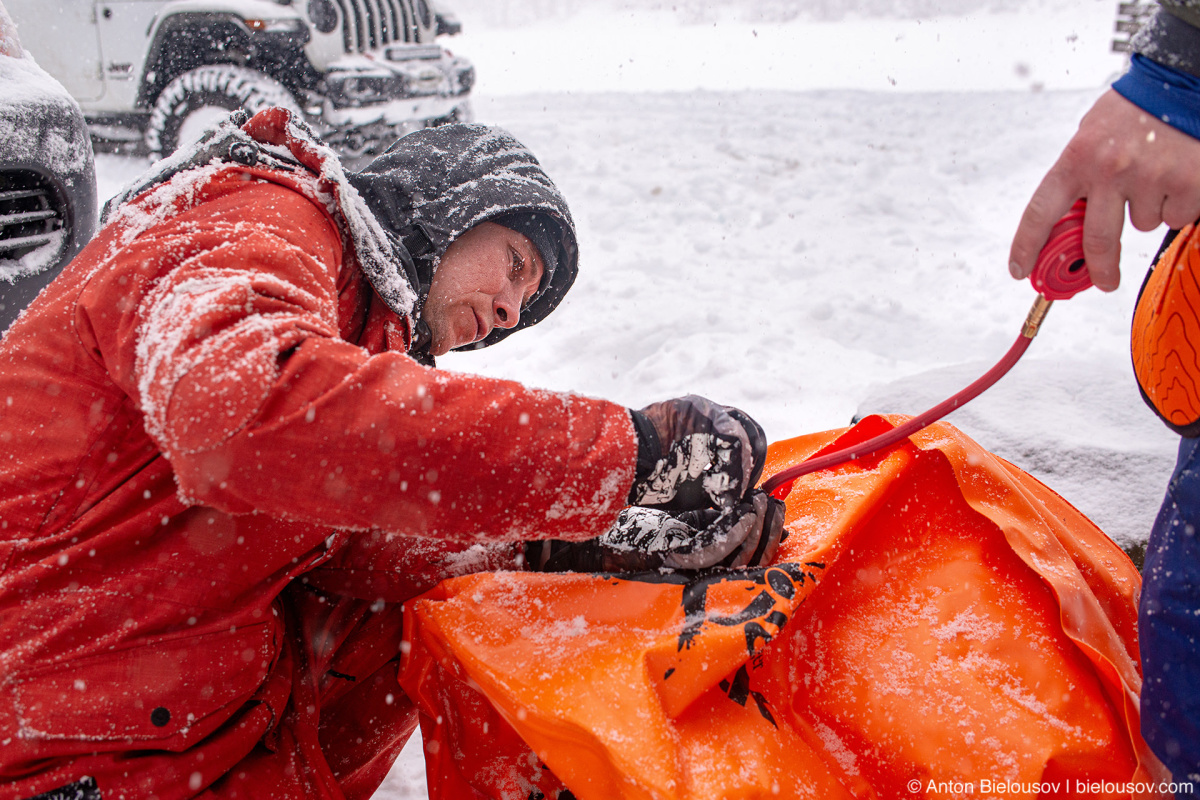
left=1029, top=199, right=1092, bottom=301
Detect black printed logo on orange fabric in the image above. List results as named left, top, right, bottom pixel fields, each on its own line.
left=677, top=561, right=825, bottom=655
left=719, top=664, right=776, bottom=726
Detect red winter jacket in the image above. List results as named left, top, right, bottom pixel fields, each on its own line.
left=0, top=111, right=635, bottom=800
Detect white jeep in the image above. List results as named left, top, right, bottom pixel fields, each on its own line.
left=5, top=0, right=474, bottom=164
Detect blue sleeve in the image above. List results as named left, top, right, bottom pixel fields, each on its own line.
left=1113, top=53, right=1200, bottom=142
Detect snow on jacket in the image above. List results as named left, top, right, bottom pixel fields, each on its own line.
left=1131, top=0, right=1200, bottom=77
left=0, top=108, right=635, bottom=800
left=1111, top=1, right=1200, bottom=143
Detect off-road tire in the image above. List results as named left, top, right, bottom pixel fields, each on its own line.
left=145, top=65, right=299, bottom=159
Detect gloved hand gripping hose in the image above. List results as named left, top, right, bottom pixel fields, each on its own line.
left=762, top=200, right=1091, bottom=500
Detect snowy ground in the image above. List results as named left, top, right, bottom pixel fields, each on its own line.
left=89, top=1, right=1178, bottom=796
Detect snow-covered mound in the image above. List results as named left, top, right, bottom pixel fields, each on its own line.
left=856, top=355, right=1177, bottom=556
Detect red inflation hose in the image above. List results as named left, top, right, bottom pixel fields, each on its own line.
left=761, top=304, right=1043, bottom=499
left=761, top=200, right=1091, bottom=501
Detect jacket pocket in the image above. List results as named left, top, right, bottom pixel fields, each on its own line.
left=8, top=622, right=277, bottom=745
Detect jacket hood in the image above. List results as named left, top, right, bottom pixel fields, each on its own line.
left=102, top=108, right=422, bottom=328
left=348, top=123, right=579, bottom=350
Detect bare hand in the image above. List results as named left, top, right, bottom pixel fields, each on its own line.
left=1009, top=89, right=1200, bottom=291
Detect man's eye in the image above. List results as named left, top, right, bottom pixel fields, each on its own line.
left=510, top=246, right=537, bottom=310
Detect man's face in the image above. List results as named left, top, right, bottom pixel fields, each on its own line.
left=422, top=222, right=546, bottom=356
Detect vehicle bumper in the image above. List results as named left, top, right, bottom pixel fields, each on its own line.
left=313, top=97, right=473, bottom=163
left=313, top=52, right=474, bottom=160
left=320, top=52, right=473, bottom=110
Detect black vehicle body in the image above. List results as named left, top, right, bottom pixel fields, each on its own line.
left=0, top=2, right=98, bottom=331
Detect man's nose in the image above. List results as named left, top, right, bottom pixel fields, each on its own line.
left=493, top=293, right=520, bottom=329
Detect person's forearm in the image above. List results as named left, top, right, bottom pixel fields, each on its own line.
left=163, top=339, right=638, bottom=546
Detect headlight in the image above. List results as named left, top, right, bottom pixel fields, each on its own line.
left=307, top=0, right=338, bottom=34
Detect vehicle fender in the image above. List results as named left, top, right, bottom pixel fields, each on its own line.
left=138, top=1, right=308, bottom=108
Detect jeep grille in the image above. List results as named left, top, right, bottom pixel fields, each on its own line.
left=334, top=0, right=429, bottom=53
left=0, top=170, right=65, bottom=263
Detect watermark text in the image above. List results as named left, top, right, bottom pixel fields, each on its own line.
left=909, top=778, right=1195, bottom=795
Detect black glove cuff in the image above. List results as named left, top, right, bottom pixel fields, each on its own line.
left=531, top=539, right=607, bottom=573
left=725, top=407, right=768, bottom=491
left=628, top=409, right=663, bottom=502
left=525, top=540, right=595, bottom=573
left=524, top=540, right=550, bottom=571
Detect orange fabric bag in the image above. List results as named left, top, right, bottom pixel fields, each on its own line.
left=398, top=416, right=1168, bottom=799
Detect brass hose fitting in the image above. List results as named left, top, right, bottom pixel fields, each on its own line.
left=1022, top=294, right=1054, bottom=339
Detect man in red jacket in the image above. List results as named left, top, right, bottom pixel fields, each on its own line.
left=0, top=108, right=782, bottom=800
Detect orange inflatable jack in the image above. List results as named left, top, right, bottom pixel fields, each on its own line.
left=398, top=417, right=1168, bottom=800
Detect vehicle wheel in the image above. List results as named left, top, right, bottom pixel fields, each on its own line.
left=145, top=65, right=299, bottom=159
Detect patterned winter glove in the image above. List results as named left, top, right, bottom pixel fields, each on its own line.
left=528, top=490, right=787, bottom=574
left=628, top=395, right=768, bottom=512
